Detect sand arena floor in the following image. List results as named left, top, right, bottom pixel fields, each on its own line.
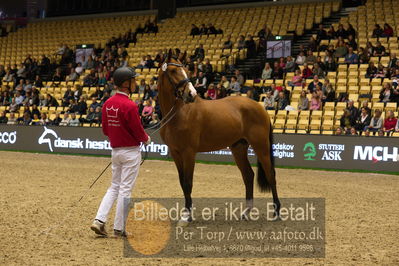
left=0, top=151, right=398, bottom=265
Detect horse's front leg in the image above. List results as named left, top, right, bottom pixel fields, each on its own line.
left=176, top=150, right=195, bottom=227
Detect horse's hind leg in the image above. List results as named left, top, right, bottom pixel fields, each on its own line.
left=249, top=137, right=281, bottom=218
left=231, top=139, right=255, bottom=219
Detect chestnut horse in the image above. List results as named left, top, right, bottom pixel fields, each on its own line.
left=157, top=50, right=280, bottom=225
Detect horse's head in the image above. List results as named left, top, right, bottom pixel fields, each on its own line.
left=158, top=49, right=197, bottom=103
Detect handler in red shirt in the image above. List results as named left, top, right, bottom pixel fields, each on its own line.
left=91, top=67, right=150, bottom=238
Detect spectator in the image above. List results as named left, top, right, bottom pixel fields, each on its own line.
left=325, top=57, right=337, bottom=72
left=199, top=24, right=208, bottom=35
left=372, top=24, right=384, bottom=38
left=323, top=84, right=336, bottom=102
left=190, top=24, right=200, bottom=36
left=194, top=72, right=207, bottom=97
left=316, top=24, right=327, bottom=43
left=93, top=106, right=102, bottom=124
left=237, top=35, right=246, bottom=50
left=340, top=109, right=356, bottom=134
left=366, top=109, right=383, bottom=133
left=335, top=127, right=344, bottom=136
left=309, top=92, right=321, bottom=110
left=288, top=69, right=303, bottom=88
left=15, top=91, right=24, bottom=106
left=192, top=44, right=205, bottom=61
left=346, top=24, right=356, bottom=39
left=235, top=70, right=244, bottom=86
left=205, top=84, right=217, bottom=100
left=347, top=100, right=359, bottom=119
left=141, top=100, right=154, bottom=126
left=373, top=41, right=386, bottom=57
left=307, top=75, right=322, bottom=93
left=360, top=100, right=372, bottom=115
left=18, top=112, right=32, bottom=125
left=261, top=63, right=272, bottom=80
left=312, top=63, right=325, bottom=78
left=264, top=91, right=275, bottom=110
left=50, top=113, right=61, bottom=126
left=7, top=112, right=17, bottom=125
left=31, top=104, right=41, bottom=119
left=334, top=40, right=347, bottom=58
left=383, top=111, right=397, bottom=135
left=215, top=83, right=227, bottom=99
left=82, top=107, right=96, bottom=124
left=302, top=63, right=313, bottom=79
left=77, top=96, right=88, bottom=115
left=148, top=113, right=160, bottom=128
left=295, top=51, right=306, bottom=65
left=0, top=111, right=8, bottom=124
left=9, top=98, right=19, bottom=113
left=327, top=25, right=336, bottom=40
left=366, top=62, right=378, bottom=78
left=91, top=86, right=104, bottom=100
left=59, top=113, right=70, bottom=126
left=223, top=36, right=233, bottom=50
left=335, top=24, right=348, bottom=39
left=380, top=82, right=394, bottom=103
left=307, top=37, right=318, bottom=52
left=358, top=47, right=369, bottom=64
left=228, top=76, right=241, bottom=95
left=276, top=91, right=288, bottom=110
left=355, top=107, right=371, bottom=133
left=344, top=47, right=359, bottom=64
left=383, top=23, right=394, bottom=37
left=40, top=113, right=51, bottom=125
left=349, top=127, right=358, bottom=136
left=388, top=53, right=397, bottom=68
left=347, top=35, right=358, bottom=50
left=245, top=35, right=256, bottom=58
left=305, top=50, right=316, bottom=64
left=285, top=56, right=295, bottom=72
left=30, top=113, right=41, bottom=126
left=220, top=75, right=229, bottom=90
left=298, top=90, right=309, bottom=111
left=271, top=62, right=283, bottom=79
left=144, top=55, right=155, bottom=69
left=395, top=118, right=399, bottom=132
left=0, top=91, right=11, bottom=106
left=68, top=113, right=80, bottom=127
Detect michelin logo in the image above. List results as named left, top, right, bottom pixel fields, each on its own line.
left=353, top=145, right=398, bottom=162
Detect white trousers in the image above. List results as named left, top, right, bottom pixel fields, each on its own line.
left=95, top=146, right=141, bottom=231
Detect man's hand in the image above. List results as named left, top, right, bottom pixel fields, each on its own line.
left=144, top=135, right=151, bottom=145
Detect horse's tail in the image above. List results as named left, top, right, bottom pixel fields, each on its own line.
left=257, top=123, right=275, bottom=192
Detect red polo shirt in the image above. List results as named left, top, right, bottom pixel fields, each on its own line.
left=102, top=92, right=148, bottom=148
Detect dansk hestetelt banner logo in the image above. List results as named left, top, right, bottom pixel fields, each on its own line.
left=37, top=126, right=112, bottom=152
left=38, top=126, right=58, bottom=152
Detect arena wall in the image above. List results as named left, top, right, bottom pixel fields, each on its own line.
left=0, top=125, right=397, bottom=173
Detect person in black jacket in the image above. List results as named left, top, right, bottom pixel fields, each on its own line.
left=316, top=24, right=327, bottom=43
left=190, top=24, right=199, bottom=36
left=340, top=109, right=356, bottom=134
left=355, top=107, right=371, bottom=133
left=199, top=24, right=208, bottom=35
left=245, top=35, right=256, bottom=58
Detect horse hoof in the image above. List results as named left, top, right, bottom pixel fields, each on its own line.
left=241, top=214, right=249, bottom=221
left=271, top=215, right=281, bottom=222
left=177, top=219, right=190, bottom=227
